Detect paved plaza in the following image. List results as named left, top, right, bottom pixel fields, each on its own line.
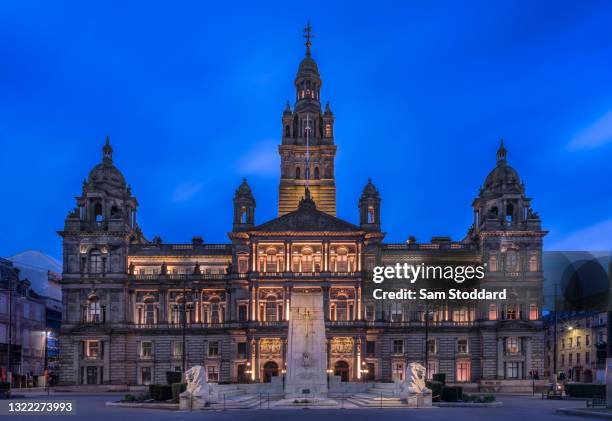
left=3, top=392, right=604, bottom=420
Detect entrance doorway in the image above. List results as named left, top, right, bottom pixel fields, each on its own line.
left=86, top=366, right=98, bottom=384
left=334, top=360, right=349, bottom=382
left=263, top=361, right=279, bottom=383
left=366, top=363, right=376, bottom=381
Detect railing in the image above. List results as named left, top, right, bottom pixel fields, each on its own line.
left=129, top=271, right=364, bottom=281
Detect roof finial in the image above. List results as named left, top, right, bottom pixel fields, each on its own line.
left=496, top=138, right=507, bottom=163
left=102, top=135, right=113, bottom=163
left=303, top=22, right=313, bottom=56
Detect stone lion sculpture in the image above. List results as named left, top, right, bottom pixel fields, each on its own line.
left=394, top=362, right=432, bottom=407
left=179, top=365, right=218, bottom=410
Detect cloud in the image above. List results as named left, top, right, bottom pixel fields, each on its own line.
left=171, top=181, right=204, bottom=203
left=568, top=110, right=612, bottom=150
left=234, top=139, right=279, bottom=177
left=547, top=218, right=612, bottom=251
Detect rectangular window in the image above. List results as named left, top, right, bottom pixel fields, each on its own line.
left=393, top=339, right=404, bottom=355
left=366, top=340, right=376, bottom=357
left=529, top=304, right=539, bottom=320
left=506, top=337, right=520, bottom=354
left=86, top=340, right=99, bottom=358
left=141, top=366, right=152, bottom=385
left=392, top=363, right=404, bottom=381
left=506, top=362, right=519, bottom=379
left=427, top=339, right=436, bottom=355
left=207, top=366, right=219, bottom=382
left=238, top=305, right=247, bottom=321
left=456, top=361, right=470, bottom=382
left=569, top=353, right=573, bottom=364
left=576, top=336, right=581, bottom=348
left=237, top=342, right=247, bottom=359
left=366, top=306, right=375, bottom=321
left=506, top=305, right=517, bottom=320
left=561, top=339, right=565, bottom=349
left=586, top=352, right=591, bottom=364
left=172, top=341, right=183, bottom=359
left=576, top=353, right=581, bottom=364
left=488, top=303, right=498, bottom=321
left=208, top=341, right=219, bottom=357
left=586, top=335, right=591, bottom=346
left=457, top=339, right=468, bottom=354
left=561, top=354, right=565, bottom=365
left=140, top=341, right=153, bottom=359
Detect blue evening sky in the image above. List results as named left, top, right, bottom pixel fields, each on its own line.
left=1, top=1, right=611, bottom=260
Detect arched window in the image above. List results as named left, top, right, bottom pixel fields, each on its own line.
left=314, top=166, right=320, bottom=179
left=265, top=248, right=278, bottom=273
left=529, top=303, right=539, bottom=320
left=529, top=255, right=539, bottom=272
left=295, top=167, right=301, bottom=179
left=506, top=203, right=514, bottom=223
left=336, top=296, right=348, bottom=321
left=301, top=247, right=313, bottom=272
left=325, top=123, right=332, bottom=138
left=506, top=251, right=519, bottom=272
left=240, top=206, right=247, bottom=224
left=285, top=125, right=290, bottom=137
left=88, top=300, right=101, bottom=323
left=336, top=247, right=348, bottom=272
left=367, top=206, right=375, bottom=224
left=89, top=249, right=103, bottom=274
left=489, top=206, right=498, bottom=218
left=94, top=203, right=103, bottom=224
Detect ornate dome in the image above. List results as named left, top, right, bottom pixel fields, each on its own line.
left=360, top=178, right=380, bottom=199
left=234, top=178, right=254, bottom=199
left=86, top=137, right=127, bottom=189
left=481, top=139, right=523, bottom=196
left=296, top=55, right=320, bottom=80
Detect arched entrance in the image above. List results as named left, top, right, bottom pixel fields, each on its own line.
left=334, top=360, right=350, bottom=382
left=263, top=361, right=279, bottom=383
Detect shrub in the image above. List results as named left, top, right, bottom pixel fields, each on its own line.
left=564, top=383, right=605, bottom=398
left=426, top=381, right=444, bottom=401
left=0, top=382, right=10, bottom=390
left=484, top=394, right=495, bottom=402
left=172, top=382, right=187, bottom=402
left=441, top=386, right=463, bottom=402
left=166, top=371, right=182, bottom=385
left=124, top=394, right=136, bottom=402
left=432, top=373, right=446, bottom=384
left=149, top=384, right=173, bottom=401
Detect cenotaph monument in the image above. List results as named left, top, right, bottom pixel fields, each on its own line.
left=285, top=290, right=328, bottom=398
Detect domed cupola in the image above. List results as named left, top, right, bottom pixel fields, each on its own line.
left=233, top=178, right=256, bottom=231
left=471, top=139, right=541, bottom=234
left=359, top=178, right=381, bottom=231
left=480, top=139, right=524, bottom=198
left=64, top=136, right=138, bottom=233
left=294, top=22, right=322, bottom=110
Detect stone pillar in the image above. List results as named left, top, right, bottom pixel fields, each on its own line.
left=497, top=337, right=504, bottom=379
left=323, top=286, right=330, bottom=321
left=525, top=336, right=532, bottom=377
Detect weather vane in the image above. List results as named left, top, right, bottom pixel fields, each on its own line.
left=303, top=22, right=313, bottom=55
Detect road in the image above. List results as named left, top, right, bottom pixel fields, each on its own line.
left=2, top=393, right=599, bottom=420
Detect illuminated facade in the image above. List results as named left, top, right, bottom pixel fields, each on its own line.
left=58, top=38, right=546, bottom=387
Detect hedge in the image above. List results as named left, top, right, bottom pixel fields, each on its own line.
left=564, top=383, right=605, bottom=398
left=441, top=386, right=463, bottom=402
left=149, top=384, right=173, bottom=401
left=172, top=383, right=187, bottom=402
left=432, top=373, right=446, bottom=384
left=166, top=371, right=182, bottom=385
left=426, top=381, right=444, bottom=400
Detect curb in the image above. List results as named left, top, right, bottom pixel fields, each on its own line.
left=556, top=408, right=612, bottom=419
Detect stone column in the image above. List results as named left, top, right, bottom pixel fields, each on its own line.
left=525, top=336, right=532, bottom=378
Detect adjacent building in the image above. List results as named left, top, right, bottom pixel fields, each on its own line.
left=58, top=35, right=546, bottom=388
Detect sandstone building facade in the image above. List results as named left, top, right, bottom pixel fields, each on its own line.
left=58, top=39, right=546, bottom=387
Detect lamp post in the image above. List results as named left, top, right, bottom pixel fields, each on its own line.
left=181, top=276, right=187, bottom=380
left=424, top=303, right=434, bottom=379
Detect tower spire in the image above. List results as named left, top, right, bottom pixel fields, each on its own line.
left=303, top=22, right=313, bottom=56
left=102, top=135, right=113, bottom=163
left=497, top=138, right=507, bottom=163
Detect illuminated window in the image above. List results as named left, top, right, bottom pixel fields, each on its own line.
left=529, top=304, right=539, bottom=320
left=488, top=303, right=498, bottom=321
left=505, top=251, right=519, bottom=272
left=141, top=366, right=152, bottom=385
left=456, top=360, right=470, bottom=382
left=505, top=304, right=518, bottom=320
left=393, top=363, right=404, bottom=381
left=86, top=340, right=100, bottom=358
left=367, top=206, right=375, bottom=224
left=265, top=298, right=278, bottom=321
left=325, top=124, right=332, bottom=138
left=427, top=360, right=438, bottom=380
left=172, top=341, right=183, bottom=358
left=207, top=366, right=219, bottom=382
left=506, top=337, right=520, bottom=354
left=427, top=339, right=436, bottom=355
left=529, top=255, right=539, bottom=272
left=88, top=300, right=101, bottom=323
